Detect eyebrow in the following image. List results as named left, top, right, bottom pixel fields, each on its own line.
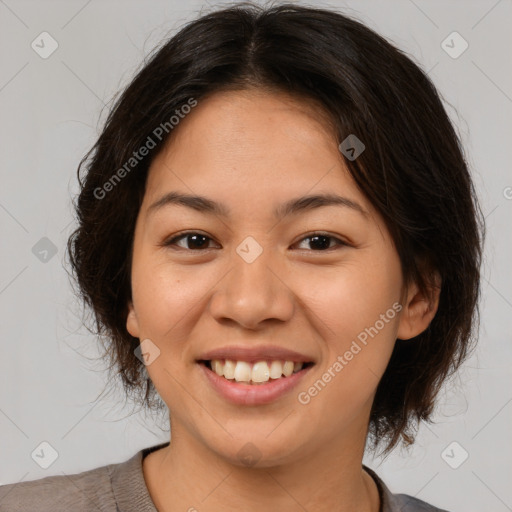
left=147, top=191, right=369, bottom=220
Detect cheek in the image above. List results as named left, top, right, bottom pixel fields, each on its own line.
left=294, top=270, right=401, bottom=433
left=131, top=253, right=220, bottom=345
left=301, top=254, right=402, bottom=391
left=300, top=256, right=401, bottom=339
left=130, top=258, right=212, bottom=403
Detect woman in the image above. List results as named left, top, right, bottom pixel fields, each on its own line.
left=0, top=3, right=483, bottom=511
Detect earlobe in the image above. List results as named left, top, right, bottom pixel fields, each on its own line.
left=396, top=272, right=441, bottom=340
left=126, top=302, right=140, bottom=338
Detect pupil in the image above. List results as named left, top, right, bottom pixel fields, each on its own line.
left=185, top=235, right=331, bottom=250
left=311, top=235, right=329, bottom=250
left=189, top=235, right=207, bottom=249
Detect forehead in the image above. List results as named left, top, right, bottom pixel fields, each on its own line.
left=162, top=88, right=338, bottom=157
left=142, top=89, right=376, bottom=221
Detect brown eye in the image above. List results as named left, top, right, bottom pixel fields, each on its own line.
left=162, top=231, right=348, bottom=252
left=294, top=233, right=348, bottom=251
left=164, top=232, right=217, bottom=250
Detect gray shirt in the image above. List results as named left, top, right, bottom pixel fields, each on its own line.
left=0, top=442, right=449, bottom=511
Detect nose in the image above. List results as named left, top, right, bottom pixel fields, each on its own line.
left=209, top=244, right=294, bottom=330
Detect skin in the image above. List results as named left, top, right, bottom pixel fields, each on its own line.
left=126, top=89, right=440, bottom=512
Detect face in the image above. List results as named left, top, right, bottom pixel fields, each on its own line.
left=127, top=89, right=433, bottom=467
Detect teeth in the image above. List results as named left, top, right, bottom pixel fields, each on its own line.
left=269, top=360, right=283, bottom=379
left=211, top=360, right=224, bottom=377
left=223, top=359, right=236, bottom=379
left=209, top=359, right=305, bottom=384
left=233, top=361, right=252, bottom=382
left=282, top=361, right=294, bottom=377
left=251, top=361, right=270, bottom=383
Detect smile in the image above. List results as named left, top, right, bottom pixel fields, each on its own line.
left=197, top=359, right=315, bottom=405
left=201, top=359, right=314, bottom=384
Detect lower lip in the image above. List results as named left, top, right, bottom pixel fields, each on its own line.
left=198, top=362, right=313, bottom=406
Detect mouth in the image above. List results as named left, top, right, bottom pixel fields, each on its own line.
left=197, top=359, right=315, bottom=385
left=197, top=357, right=315, bottom=405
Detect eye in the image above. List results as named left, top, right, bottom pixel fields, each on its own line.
left=162, top=231, right=349, bottom=252
left=293, top=232, right=349, bottom=251
left=163, top=232, right=218, bottom=251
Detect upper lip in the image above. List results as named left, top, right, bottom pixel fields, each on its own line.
left=197, top=344, right=315, bottom=364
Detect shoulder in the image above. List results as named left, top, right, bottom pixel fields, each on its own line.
left=363, top=465, right=451, bottom=512
left=0, top=445, right=162, bottom=512
left=390, top=493, right=451, bottom=512
left=0, top=455, right=128, bottom=512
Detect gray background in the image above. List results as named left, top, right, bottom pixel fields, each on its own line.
left=0, top=0, right=511, bottom=510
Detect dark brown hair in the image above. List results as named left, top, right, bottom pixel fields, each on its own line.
left=67, top=2, right=484, bottom=454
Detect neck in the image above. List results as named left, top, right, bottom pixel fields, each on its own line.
left=143, top=423, right=380, bottom=512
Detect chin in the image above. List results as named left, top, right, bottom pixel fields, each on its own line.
left=210, top=434, right=308, bottom=469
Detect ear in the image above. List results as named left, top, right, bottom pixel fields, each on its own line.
left=397, top=271, right=441, bottom=340
left=126, top=300, right=140, bottom=338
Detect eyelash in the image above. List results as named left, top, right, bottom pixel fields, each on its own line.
left=162, top=231, right=349, bottom=252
